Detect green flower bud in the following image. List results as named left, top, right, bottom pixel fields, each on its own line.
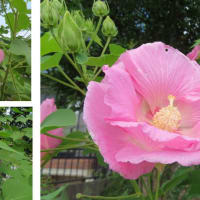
left=41, top=0, right=64, bottom=28
left=71, top=10, right=86, bottom=31
left=58, top=11, right=84, bottom=53
left=85, top=19, right=95, bottom=34
left=92, top=0, right=109, bottom=17
left=102, top=16, right=118, bottom=37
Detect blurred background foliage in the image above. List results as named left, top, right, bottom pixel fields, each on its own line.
left=41, top=0, right=200, bottom=110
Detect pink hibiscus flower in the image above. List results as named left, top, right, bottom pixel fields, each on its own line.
left=41, top=98, right=64, bottom=159
left=0, top=49, right=4, bottom=63
left=187, top=45, right=200, bottom=61
left=83, top=42, right=200, bottom=179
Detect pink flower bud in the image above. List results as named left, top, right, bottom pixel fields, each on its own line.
left=187, top=45, right=200, bottom=61
left=40, top=98, right=64, bottom=159
left=0, top=49, right=5, bottom=63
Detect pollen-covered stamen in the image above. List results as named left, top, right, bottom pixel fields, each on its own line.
left=152, top=95, right=182, bottom=132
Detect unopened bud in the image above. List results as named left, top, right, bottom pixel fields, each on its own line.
left=92, top=0, right=109, bottom=17
left=71, top=10, right=86, bottom=31
left=0, top=49, right=4, bottom=63
left=41, top=0, right=63, bottom=28
left=102, top=16, right=118, bottom=37
left=85, top=19, right=95, bottom=34
left=58, top=11, right=83, bottom=53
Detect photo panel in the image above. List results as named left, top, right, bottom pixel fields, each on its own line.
left=40, top=0, right=200, bottom=200
left=0, top=107, right=32, bottom=200
left=0, top=0, right=31, bottom=101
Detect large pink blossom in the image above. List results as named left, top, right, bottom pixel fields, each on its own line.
left=187, top=45, right=200, bottom=60
left=83, top=42, right=200, bottom=179
left=0, top=49, right=4, bottom=63
left=41, top=98, right=63, bottom=158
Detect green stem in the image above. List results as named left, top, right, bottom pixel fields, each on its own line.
left=12, top=60, right=26, bottom=70
left=131, top=180, right=145, bottom=200
left=65, top=53, right=82, bottom=77
left=148, top=175, right=153, bottom=200
left=0, top=54, right=11, bottom=100
left=10, top=69, right=21, bottom=100
left=76, top=193, right=140, bottom=200
left=101, top=36, right=111, bottom=56
left=93, top=36, right=111, bottom=75
left=41, top=73, right=76, bottom=90
left=87, top=16, right=103, bottom=51
left=141, top=176, right=153, bottom=200
left=56, top=65, right=86, bottom=96
left=42, top=132, right=90, bottom=143
left=155, top=169, right=161, bottom=200
left=50, top=29, right=85, bottom=83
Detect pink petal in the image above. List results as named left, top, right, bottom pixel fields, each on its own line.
left=41, top=128, right=63, bottom=150
left=83, top=81, right=154, bottom=179
left=177, top=99, right=200, bottom=128
left=41, top=98, right=56, bottom=123
left=103, top=63, right=140, bottom=122
left=182, top=123, right=200, bottom=138
left=109, top=122, right=200, bottom=166
left=0, top=49, right=4, bottom=63
left=110, top=121, right=200, bottom=152
left=116, top=145, right=200, bottom=166
left=119, top=42, right=199, bottom=112
left=187, top=45, right=200, bottom=60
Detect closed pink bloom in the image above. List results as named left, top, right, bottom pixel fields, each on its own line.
left=0, top=49, right=4, bottom=63
left=83, top=42, right=200, bottom=179
left=41, top=98, right=63, bottom=158
left=187, top=45, right=200, bottom=60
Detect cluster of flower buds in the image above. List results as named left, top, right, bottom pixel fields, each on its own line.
left=41, top=0, right=64, bottom=28
left=57, top=11, right=84, bottom=53
left=92, top=0, right=118, bottom=37
left=102, top=16, right=118, bottom=37
left=71, top=11, right=95, bottom=38
left=41, top=0, right=118, bottom=53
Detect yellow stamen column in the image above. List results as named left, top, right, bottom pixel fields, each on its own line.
left=152, top=95, right=182, bottom=132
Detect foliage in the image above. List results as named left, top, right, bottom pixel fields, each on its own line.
left=0, top=107, right=32, bottom=200
left=0, top=0, right=31, bottom=101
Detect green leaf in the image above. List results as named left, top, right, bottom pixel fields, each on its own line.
left=76, top=52, right=88, bottom=64
left=2, top=169, right=32, bottom=200
left=11, top=107, right=23, bottom=114
left=41, top=53, right=63, bottom=71
left=0, top=141, right=24, bottom=156
left=41, top=32, right=62, bottom=56
left=5, top=13, right=30, bottom=33
left=22, top=128, right=32, bottom=139
left=10, top=0, right=28, bottom=13
left=187, top=169, right=200, bottom=198
left=92, top=34, right=103, bottom=47
left=41, top=109, right=76, bottom=133
left=86, top=54, right=119, bottom=67
left=109, top=44, right=126, bottom=56
left=160, top=167, right=192, bottom=196
left=10, top=39, right=31, bottom=65
left=41, top=184, right=68, bottom=200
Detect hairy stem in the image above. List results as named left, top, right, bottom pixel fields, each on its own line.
left=93, top=36, right=111, bottom=75
left=87, top=16, right=103, bottom=51
left=76, top=193, right=140, bottom=200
